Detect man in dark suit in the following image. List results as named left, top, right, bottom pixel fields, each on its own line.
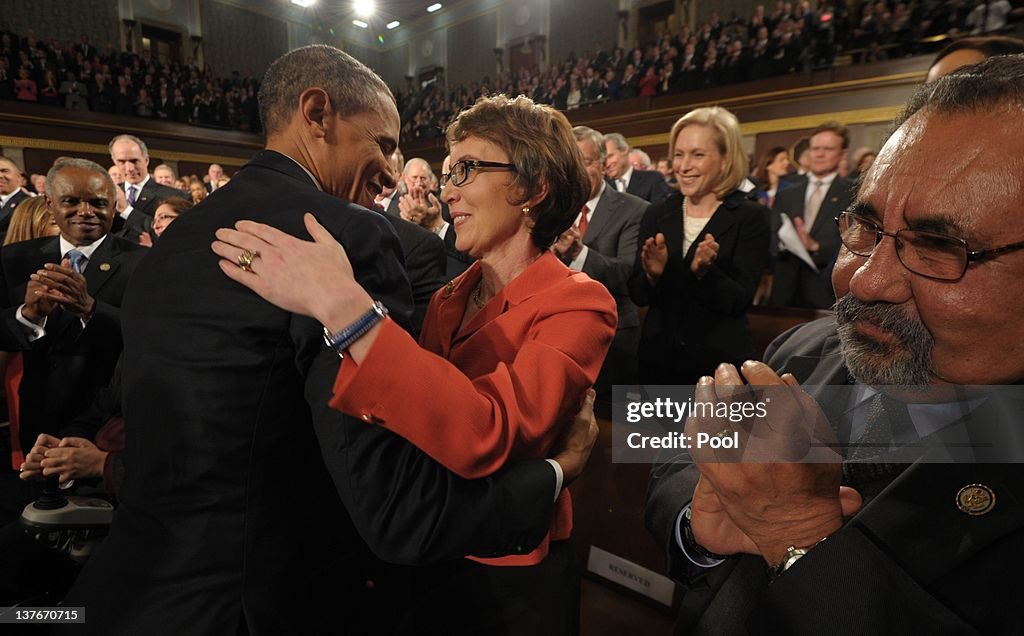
left=378, top=209, right=445, bottom=336
left=0, top=158, right=145, bottom=524
left=63, top=45, right=594, bottom=635
left=394, top=156, right=472, bottom=281
left=645, top=55, right=1024, bottom=634
left=0, top=156, right=31, bottom=242
left=557, top=126, right=647, bottom=395
left=603, top=132, right=674, bottom=204
left=108, top=134, right=181, bottom=242
left=769, top=121, right=855, bottom=308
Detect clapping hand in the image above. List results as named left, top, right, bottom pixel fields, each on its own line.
left=793, top=217, right=820, bottom=253
left=640, top=233, right=669, bottom=283
left=32, top=258, right=97, bottom=319
left=684, top=362, right=861, bottom=564
left=690, top=233, right=719, bottom=279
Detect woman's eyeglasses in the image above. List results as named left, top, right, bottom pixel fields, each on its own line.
left=441, top=159, right=516, bottom=187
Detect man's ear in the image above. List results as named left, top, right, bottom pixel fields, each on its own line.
left=298, top=88, right=331, bottom=138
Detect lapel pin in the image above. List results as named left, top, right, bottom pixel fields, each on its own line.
left=956, top=483, right=995, bottom=515
left=99, top=263, right=111, bottom=272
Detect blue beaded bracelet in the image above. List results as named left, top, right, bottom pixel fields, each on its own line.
left=322, top=301, right=389, bottom=358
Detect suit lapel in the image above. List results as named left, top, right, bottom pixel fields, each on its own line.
left=135, top=180, right=156, bottom=213
left=682, top=200, right=738, bottom=262
left=856, top=461, right=1024, bottom=585
left=585, top=189, right=616, bottom=244
left=84, top=236, right=121, bottom=297
left=809, top=179, right=846, bottom=236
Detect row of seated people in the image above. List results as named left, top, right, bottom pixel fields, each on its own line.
left=0, top=28, right=262, bottom=132
left=397, top=0, right=1024, bottom=142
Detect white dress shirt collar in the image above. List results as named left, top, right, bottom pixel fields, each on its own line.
left=59, top=234, right=108, bottom=263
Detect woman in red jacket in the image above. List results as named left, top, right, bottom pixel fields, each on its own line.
left=213, top=94, right=616, bottom=634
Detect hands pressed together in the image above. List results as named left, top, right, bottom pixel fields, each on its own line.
left=22, top=258, right=96, bottom=323
left=398, top=186, right=441, bottom=227
left=20, top=433, right=108, bottom=484
left=685, top=361, right=862, bottom=566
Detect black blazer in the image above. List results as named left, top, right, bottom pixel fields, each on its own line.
left=645, top=317, right=1024, bottom=635
left=629, top=190, right=770, bottom=383
left=113, top=178, right=183, bottom=242
left=0, top=234, right=146, bottom=450
left=625, top=168, right=674, bottom=204
left=769, top=175, right=855, bottom=308
left=62, top=150, right=558, bottom=635
left=0, top=189, right=30, bottom=243
left=380, top=212, right=446, bottom=337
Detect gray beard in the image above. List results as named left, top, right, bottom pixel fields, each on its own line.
left=834, top=294, right=934, bottom=388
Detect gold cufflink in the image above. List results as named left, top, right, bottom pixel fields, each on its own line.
left=956, top=483, right=995, bottom=516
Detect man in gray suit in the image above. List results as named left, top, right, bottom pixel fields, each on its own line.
left=769, top=121, right=855, bottom=308
left=556, top=126, right=647, bottom=396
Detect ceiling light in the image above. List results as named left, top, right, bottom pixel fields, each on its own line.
left=352, top=19, right=369, bottom=28
left=291, top=0, right=316, bottom=7
left=427, top=3, right=442, bottom=12
left=386, top=21, right=401, bottom=29
left=353, top=0, right=375, bottom=17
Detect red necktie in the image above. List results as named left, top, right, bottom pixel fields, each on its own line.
left=578, top=205, right=589, bottom=237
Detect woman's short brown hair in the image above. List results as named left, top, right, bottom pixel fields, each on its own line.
left=446, top=94, right=590, bottom=250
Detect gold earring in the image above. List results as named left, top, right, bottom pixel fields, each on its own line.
left=522, top=206, right=531, bottom=216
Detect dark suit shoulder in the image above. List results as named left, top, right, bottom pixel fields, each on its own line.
left=606, top=188, right=650, bottom=216
left=383, top=213, right=442, bottom=251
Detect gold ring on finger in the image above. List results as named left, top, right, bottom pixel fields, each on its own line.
left=237, top=249, right=259, bottom=272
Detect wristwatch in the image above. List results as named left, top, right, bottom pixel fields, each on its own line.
left=683, top=506, right=728, bottom=561
left=769, top=538, right=826, bottom=580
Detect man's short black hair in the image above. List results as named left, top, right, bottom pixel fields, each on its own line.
left=932, top=36, right=1024, bottom=67
left=896, top=54, right=1024, bottom=133
left=258, top=45, right=394, bottom=136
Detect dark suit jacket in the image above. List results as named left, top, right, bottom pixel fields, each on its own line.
left=624, top=168, right=674, bottom=204
left=382, top=193, right=470, bottom=281
left=0, top=190, right=30, bottom=243
left=645, top=317, right=1024, bottom=635
left=62, top=150, right=559, bottom=636
left=113, top=178, right=182, bottom=242
left=581, top=187, right=647, bottom=391
left=629, top=190, right=770, bottom=384
left=0, top=234, right=146, bottom=451
left=380, top=212, right=446, bottom=336
left=769, top=175, right=854, bottom=308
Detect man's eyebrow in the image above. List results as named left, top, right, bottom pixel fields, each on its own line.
left=848, top=200, right=880, bottom=222
left=904, top=213, right=967, bottom=237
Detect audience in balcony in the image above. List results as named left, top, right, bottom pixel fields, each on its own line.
left=394, top=0, right=1022, bottom=143
left=0, top=27, right=261, bottom=132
